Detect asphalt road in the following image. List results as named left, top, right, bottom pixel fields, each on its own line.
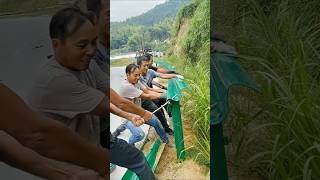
left=0, top=15, right=52, bottom=100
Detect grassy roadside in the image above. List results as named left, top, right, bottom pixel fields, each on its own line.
left=164, top=55, right=210, bottom=170
left=214, top=0, right=320, bottom=179
left=153, top=56, right=209, bottom=178
left=110, top=58, right=134, bottom=67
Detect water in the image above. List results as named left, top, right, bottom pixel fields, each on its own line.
left=110, top=52, right=136, bottom=61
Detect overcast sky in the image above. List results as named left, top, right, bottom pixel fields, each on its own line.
left=111, top=0, right=167, bottom=22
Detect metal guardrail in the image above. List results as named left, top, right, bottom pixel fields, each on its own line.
left=211, top=52, right=260, bottom=180
left=121, top=60, right=189, bottom=179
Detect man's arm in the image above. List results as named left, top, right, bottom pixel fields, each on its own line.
left=91, top=88, right=152, bottom=122
left=156, top=67, right=176, bottom=74
left=140, top=91, right=162, bottom=100
left=110, top=88, right=152, bottom=121
left=0, top=131, right=70, bottom=179
left=110, top=103, right=144, bottom=126
left=0, top=84, right=108, bottom=177
left=146, top=86, right=165, bottom=93
left=0, top=131, right=104, bottom=180
left=158, top=73, right=177, bottom=79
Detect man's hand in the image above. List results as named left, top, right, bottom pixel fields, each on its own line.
left=142, top=111, right=153, bottom=122
left=176, top=75, right=184, bottom=79
left=127, top=113, right=145, bottom=126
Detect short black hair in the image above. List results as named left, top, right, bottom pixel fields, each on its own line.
left=136, top=55, right=150, bottom=66
left=145, top=53, right=153, bottom=60
left=49, top=7, right=95, bottom=42
left=126, top=64, right=139, bottom=74
left=87, top=0, right=101, bottom=17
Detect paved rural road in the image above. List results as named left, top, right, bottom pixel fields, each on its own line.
left=0, top=15, right=52, bottom=101
left=110, top=67, right=126, bottom=133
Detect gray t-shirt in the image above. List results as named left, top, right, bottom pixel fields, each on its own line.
left=118, top=79, right=145, bottom=106
left=28, top=58, right=108, bottom=145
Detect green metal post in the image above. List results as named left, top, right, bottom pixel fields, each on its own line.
left=171, top=100, right=186, bottom=161
left=212, top=123, right=228, bottom=180
left=146, top=139, right=161, bottom=171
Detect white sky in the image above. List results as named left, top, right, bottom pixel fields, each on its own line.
left=111, top=0, right=167, bottom=22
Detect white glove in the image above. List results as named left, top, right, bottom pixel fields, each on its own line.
left=176, top=75, right=184, bottom=79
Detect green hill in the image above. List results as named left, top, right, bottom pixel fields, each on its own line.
left=125, top=0, right=190, bottom=26
left=110, top=0, right=190, bottom=54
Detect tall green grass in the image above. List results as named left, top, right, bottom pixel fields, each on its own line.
left=166, top=0, right=210, bottom=168
left=215, top=0, right=320, bottom=179
left=166, top=54, right=210, bottom=168
left=183, top=57, right=210, bottom=166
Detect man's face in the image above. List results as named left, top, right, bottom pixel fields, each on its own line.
left=127, top=68, right=140, bottom=84
left=139, top=61, right=149, bottom=75
left=53, top=20, right=98, bottom=71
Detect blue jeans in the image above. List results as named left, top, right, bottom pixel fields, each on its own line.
left=126, top=122, right=145, bottom=144
left=118, top=115, right=169, bottom=144
left=145, top=115, right=169, bottom=144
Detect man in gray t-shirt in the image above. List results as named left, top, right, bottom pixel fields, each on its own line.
left=29, top=58, right=108, bottom=145
left=119, top=80, right=145, bottom=107
left=29, top=7, right=155, bottom=179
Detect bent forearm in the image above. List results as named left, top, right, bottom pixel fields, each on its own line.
left=110, top=88, right=145, bottom=117
left=0, top=84, right=108, bottom=176
left=110, top=103, right=134, bottom=120
left=159, top=73, right=176, bottom=79
left=0, top=131, right=70, bottom=179
left=149, top=87, right=164, bottom=93
left=21, top=117, right=108, bottom=177
left=157, top=67, right=170, bottom=73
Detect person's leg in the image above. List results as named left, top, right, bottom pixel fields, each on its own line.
left=126, top=121, right=145, bottom=144
left=145, top=115, right=168, bottom=143
left=101, top=129, right=108, bottom=149
left=100, top=117, right=109, bottom=148
left=110, top=136, right=155, bottom=180
left=112, top=121, right=127, bottom=137
left=142, top=100, right=173, bottom=134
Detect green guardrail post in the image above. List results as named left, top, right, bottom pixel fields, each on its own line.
left=171, top=100, right=186, bottom=160
left=167, top=78, right=190, bottom=161
left=211, top=123, right=228, bottom=180
left=211, top=52, right=260, bottom=180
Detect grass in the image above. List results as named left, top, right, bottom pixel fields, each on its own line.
left=165, top=52, right=210, bottom=168
left=214, top=0, right=320, bottom=179
left=164, top=0, right=210, bottom=168
left=182, top=58, right=210, bottom=167
left=110, top=58, right=135, bottom=67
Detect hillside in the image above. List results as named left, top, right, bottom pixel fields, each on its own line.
left=110, top=0, right=190, bottom=54
left=164, top=0, right=210, bottom=170
left=125, top=0, right=189, bottom=26
left=169, top=0, right=209, bottom=63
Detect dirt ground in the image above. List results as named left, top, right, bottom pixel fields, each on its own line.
left=154, top=116, right=209, bottom=180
